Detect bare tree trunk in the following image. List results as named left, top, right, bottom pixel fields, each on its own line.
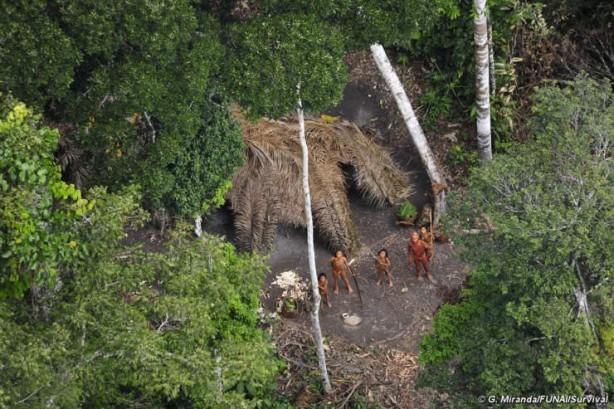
left=487, top=17, right=496, bottom=96
left=370, top=43, right=446, bottom=226
left=194, top=216, right=202, bottom=237
left=474, top=0, right=493, bottom=160
left=297, top=84, right=332, bottom=394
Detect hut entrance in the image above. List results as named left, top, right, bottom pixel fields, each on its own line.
left=340, top=162, right=358, bottom=192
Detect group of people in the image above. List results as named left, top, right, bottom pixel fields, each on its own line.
left=318, top=226, right=435, bottom=308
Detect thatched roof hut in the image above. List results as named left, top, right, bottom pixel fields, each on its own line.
left=227, top=115, right=413, bottom=255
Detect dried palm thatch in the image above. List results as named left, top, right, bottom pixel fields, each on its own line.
left=227, top=114, right=413, bottom=254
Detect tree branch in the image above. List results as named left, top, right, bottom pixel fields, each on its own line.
left=15, top=386, right=45, bottom=406
left=143, top=111, right=156, bottom=143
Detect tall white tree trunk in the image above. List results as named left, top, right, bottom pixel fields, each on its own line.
left=474, top=0, right=493, bottom=160
left=370, top=43, right=446, bottom=226
left=487, top=17, right=496, bottom=96
left=297, top=84, right=332, bottom=394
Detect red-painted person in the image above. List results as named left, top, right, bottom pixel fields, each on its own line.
left=330, top=250, right=354, bottom=294
left=406, top=231, right=431, bottom=281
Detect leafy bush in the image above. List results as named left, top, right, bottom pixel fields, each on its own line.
left=138, top=99, right=245, bottom=217
left=0, top=95, right=89, bottom=298
left=446, top=143, right=479, bottom=169
left=397, top=201, right=418, bottom=220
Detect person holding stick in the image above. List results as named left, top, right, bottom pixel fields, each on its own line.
left=375, top=248, right=393, bottom=287
left=419, top=225, right=435, bottom=262
left=330, top=250, right=354, bottom=294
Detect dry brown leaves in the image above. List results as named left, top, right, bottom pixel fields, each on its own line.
left=272, top=319, right=434, bottom=408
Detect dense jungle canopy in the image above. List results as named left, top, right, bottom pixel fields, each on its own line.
left=0, top=0, right=612, bottom=408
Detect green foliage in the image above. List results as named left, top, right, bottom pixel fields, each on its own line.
left=412, top=0, right=476, bottom=102
left=419, top=77, right=613, bottom=406
left=419, top=88, right=453, bottom=130
left=1, top=0, right=220, bottom=118
left=397, top=201, right=418, bottom=220
left=0, top=1, right=81, bottom=106
left=0, top=187, right=283, bottom=408
left=258, top=0, right=454, bottom=49
left=222, top=13, right=348, bottom=118
left=138, top=100, right=245, bottom=217
left=0, top=304, right=80, bottom=408
left=0, top=1, right=244, bottom=217
left=446, top=143, right=479, bottom=170
left=283, top=297, right=298, bottom=311
left=420, top=296, right=484, bottom=365
left=0, top=105, right=279, bottom=406
left=0, top=96, right=88, bottom=298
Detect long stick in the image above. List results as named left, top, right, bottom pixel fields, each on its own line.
left=430, top=207, right=435, bottom=269
left=347, top=265, right=363, bottom=309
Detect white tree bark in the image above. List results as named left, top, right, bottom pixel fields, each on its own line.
left=297, top=84, right=332, bottom=394
left=194, top=216, right=202, bottom=237
left=474, top=0, right=493, bottom=160
left=487, top=17, right=496, bottom=95
left=370, top=43, right=446, bottom=226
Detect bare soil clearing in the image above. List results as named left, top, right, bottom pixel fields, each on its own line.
left=264, top=197, right=467, bottom=355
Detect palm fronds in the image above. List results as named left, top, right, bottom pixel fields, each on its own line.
left=56, top=133, right=89, bottom=190
left=228, top=115, right=413, bottom=254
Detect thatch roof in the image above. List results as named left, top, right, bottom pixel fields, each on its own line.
left=227, top=115, right=413, bottom=254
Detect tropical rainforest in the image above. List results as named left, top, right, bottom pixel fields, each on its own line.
left=0, top=0, right=611, bottom=408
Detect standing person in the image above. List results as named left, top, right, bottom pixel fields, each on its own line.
left=375, top=248, right=393, bottom=287
left=406, top=231, right=431, bottom=281
left=329, top=250, right=354, bottom=294
left=419, top=225, right=435, bottom=262
left=318, top=273, right=332, bottom=308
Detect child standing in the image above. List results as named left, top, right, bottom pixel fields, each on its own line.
left=375, top=248, right=393, bottom=287
left=318, top=273, right=332, bottom=308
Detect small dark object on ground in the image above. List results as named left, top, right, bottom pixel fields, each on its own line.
left=435, top=234, right=449, bottom=243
